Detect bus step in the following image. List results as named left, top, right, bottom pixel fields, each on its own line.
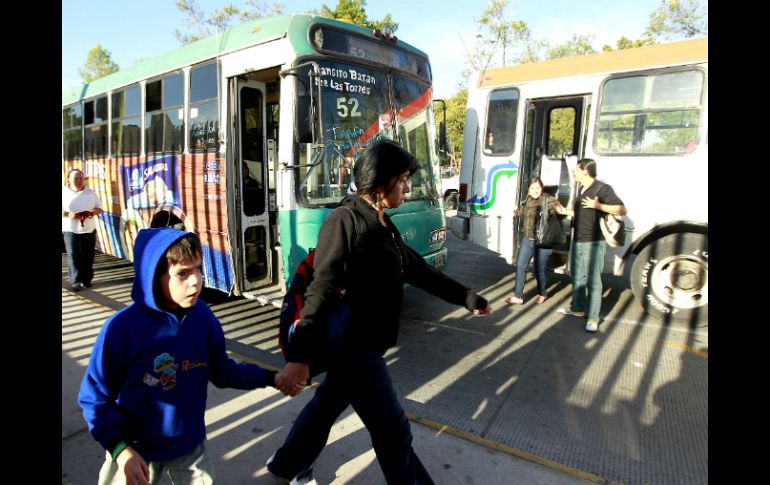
left=242, top=283, right=285, bottom=308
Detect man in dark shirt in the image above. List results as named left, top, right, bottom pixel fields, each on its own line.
left=555, top=159, right=626, bottom=332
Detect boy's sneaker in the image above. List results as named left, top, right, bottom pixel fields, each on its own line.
left=266, top=452, right=317, bottom=485
left=557, top=307, right=585, bottom=317
left=585, top=320, right=599, bottom=333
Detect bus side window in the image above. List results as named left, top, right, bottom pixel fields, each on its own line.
left=484, top=88, right=519, bottom=156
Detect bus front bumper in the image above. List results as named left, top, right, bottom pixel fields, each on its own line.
left=424, top=246, right=449, bottom=271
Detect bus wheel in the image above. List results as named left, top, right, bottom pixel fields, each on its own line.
left=444, top=190, right=458, bottom=211
left=630, top=233, right=708, bottom=323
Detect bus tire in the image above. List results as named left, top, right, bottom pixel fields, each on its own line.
left=444, top=190, right=458, bottom=211
left=630, top=233, right=708, bottom=323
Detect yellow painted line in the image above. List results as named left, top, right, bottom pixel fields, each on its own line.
left=66, top=293, right=626, bottom=484
left=405, top=413, right=623, bottom=485
left=664, top=340, right=708, bottom=359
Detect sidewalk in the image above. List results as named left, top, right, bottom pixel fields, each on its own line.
left=62, top=287, right=594, bottom=485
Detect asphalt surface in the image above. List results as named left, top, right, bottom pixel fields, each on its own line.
left=62, top=232, right=707, bottom=484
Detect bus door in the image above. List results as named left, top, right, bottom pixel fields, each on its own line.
left=515, top=95, right=590, bottom=269
left=233, top=79, right=273, bottom=290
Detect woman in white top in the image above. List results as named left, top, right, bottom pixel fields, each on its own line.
left=62, top=169, right=102, bottom=291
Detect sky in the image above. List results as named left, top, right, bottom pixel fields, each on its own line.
left=62, top=0, right=662, bottom=99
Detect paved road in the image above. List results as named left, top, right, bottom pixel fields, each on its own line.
left=62, top=233, right=707, bottom=484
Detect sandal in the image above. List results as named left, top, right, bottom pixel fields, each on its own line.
left=535, top=295, right=548, bottom=304
left=505, top=296, right=524, bottom=305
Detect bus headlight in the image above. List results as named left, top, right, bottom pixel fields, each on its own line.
left=430, top=227, right=447, bottom=245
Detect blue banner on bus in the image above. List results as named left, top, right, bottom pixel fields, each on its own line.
left=121, top=155, right=181, bottom=210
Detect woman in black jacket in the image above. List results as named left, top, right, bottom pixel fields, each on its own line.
left=269, top=140, right=492, bottom=485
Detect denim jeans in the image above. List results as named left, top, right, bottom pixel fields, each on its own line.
left=514, top=237, right=553, bottom=298
left=63, top=230, right=96, bottom=286
left=270, top=350, right=434, bottom=485
left=98, top=440, right=214, bottom=485
left=570, top=240, right=606, bottom=321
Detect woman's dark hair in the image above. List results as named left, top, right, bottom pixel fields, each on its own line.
left=353, top=139, right=417, bottom=197
left=576, top=158, right=597, bottom=178
left=527, top=177, right=545, bottom=191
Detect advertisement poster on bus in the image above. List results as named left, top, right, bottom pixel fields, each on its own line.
left=120, top=155, right=180, bottom=210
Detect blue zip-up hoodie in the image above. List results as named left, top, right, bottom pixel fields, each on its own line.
left=78, top=228, right=274, bottom=461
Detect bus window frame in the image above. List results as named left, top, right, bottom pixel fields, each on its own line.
left=188, top=61, right=220, bottom=154
left=483, top=87, right=520, bottom=157
left=111, top=84, right=142, bottom=157
left=306, top=23, right=432, bottom=83
left=83, top=95, right=109, bottom=159
left=144, top=70, right=186, bottom=155
left=63, top=102, right=84, bottom=161
left=593, top=65, right=707, bottom=157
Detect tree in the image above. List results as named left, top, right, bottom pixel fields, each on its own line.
left=319, top=0, right=398, bottom=33
left=436, top=89, right=468, bottom=167
left=602, top=36, right=656, bottom=52
left=645, top=0, right=708, bottom=40
left=174, top=0, right=286, bottom=45
left=472, top=0, right=533, bottom=70
left=78, top=45, right=120, bottom=83
left=545, top=34, right=597, bottom=59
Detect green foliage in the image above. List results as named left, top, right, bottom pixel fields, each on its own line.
left=545, top=34, right=597, bottom=59
left=320, top=0, right=398, bottom=33
left=471, top=0, right=534, bottom=70
left=645, top=0, right=708, bottom=40
left=602, top=36, right=656, bottom=52
left=441, top=89, right=468, bottom=166
left=547, top=107, right=576, bottom=157
left=448, top=0, right=708, bottom=167
left=174, top=0, right=286, bottom=45
left=78, top=44, right=120, bottom=83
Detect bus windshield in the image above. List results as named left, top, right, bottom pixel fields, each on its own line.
left=296, top=58, right=439, bottom=207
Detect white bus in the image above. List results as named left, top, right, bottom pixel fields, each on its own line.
left=450, top=37, right=708, bottom=321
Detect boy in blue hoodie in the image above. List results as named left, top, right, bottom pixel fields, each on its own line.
left=79, top=228, right=290, bottom=485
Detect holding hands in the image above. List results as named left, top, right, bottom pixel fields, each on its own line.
left=275, top=362, right=309, bottom=397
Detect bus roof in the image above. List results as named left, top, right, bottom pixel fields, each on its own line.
left=476, top=36, right=707, bottom=89
left=63, top=13, right=429, bottom=106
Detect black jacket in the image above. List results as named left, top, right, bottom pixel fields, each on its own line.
left=290, top=195, right=488, bottom=360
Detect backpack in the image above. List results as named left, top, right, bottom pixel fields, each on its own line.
left=534, top=195, right=564, bottom=248
left=599, top=213, right=626, bottom=247
left=278, top=205, right=366, bottom=377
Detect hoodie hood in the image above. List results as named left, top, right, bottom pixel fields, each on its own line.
left=131, top=227, right=195, bottom=312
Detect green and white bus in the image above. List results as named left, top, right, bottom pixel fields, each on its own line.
left=62, top=13, right=449, bottom=304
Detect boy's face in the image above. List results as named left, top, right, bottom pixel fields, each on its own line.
left=159, top=254, right=203, bottom=311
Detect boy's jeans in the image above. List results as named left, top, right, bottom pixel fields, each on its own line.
left=98, top=440, right=214, bottom=485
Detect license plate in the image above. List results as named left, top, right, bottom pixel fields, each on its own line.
left=433, top=253, right=446, bottom=270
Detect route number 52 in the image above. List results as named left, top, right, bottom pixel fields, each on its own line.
left=337, top=97, right=362, bottom=118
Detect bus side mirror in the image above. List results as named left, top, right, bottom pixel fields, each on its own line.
left=439, top=121, right=447, bottom=149
left=296, top=94, right=312, bottom=143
